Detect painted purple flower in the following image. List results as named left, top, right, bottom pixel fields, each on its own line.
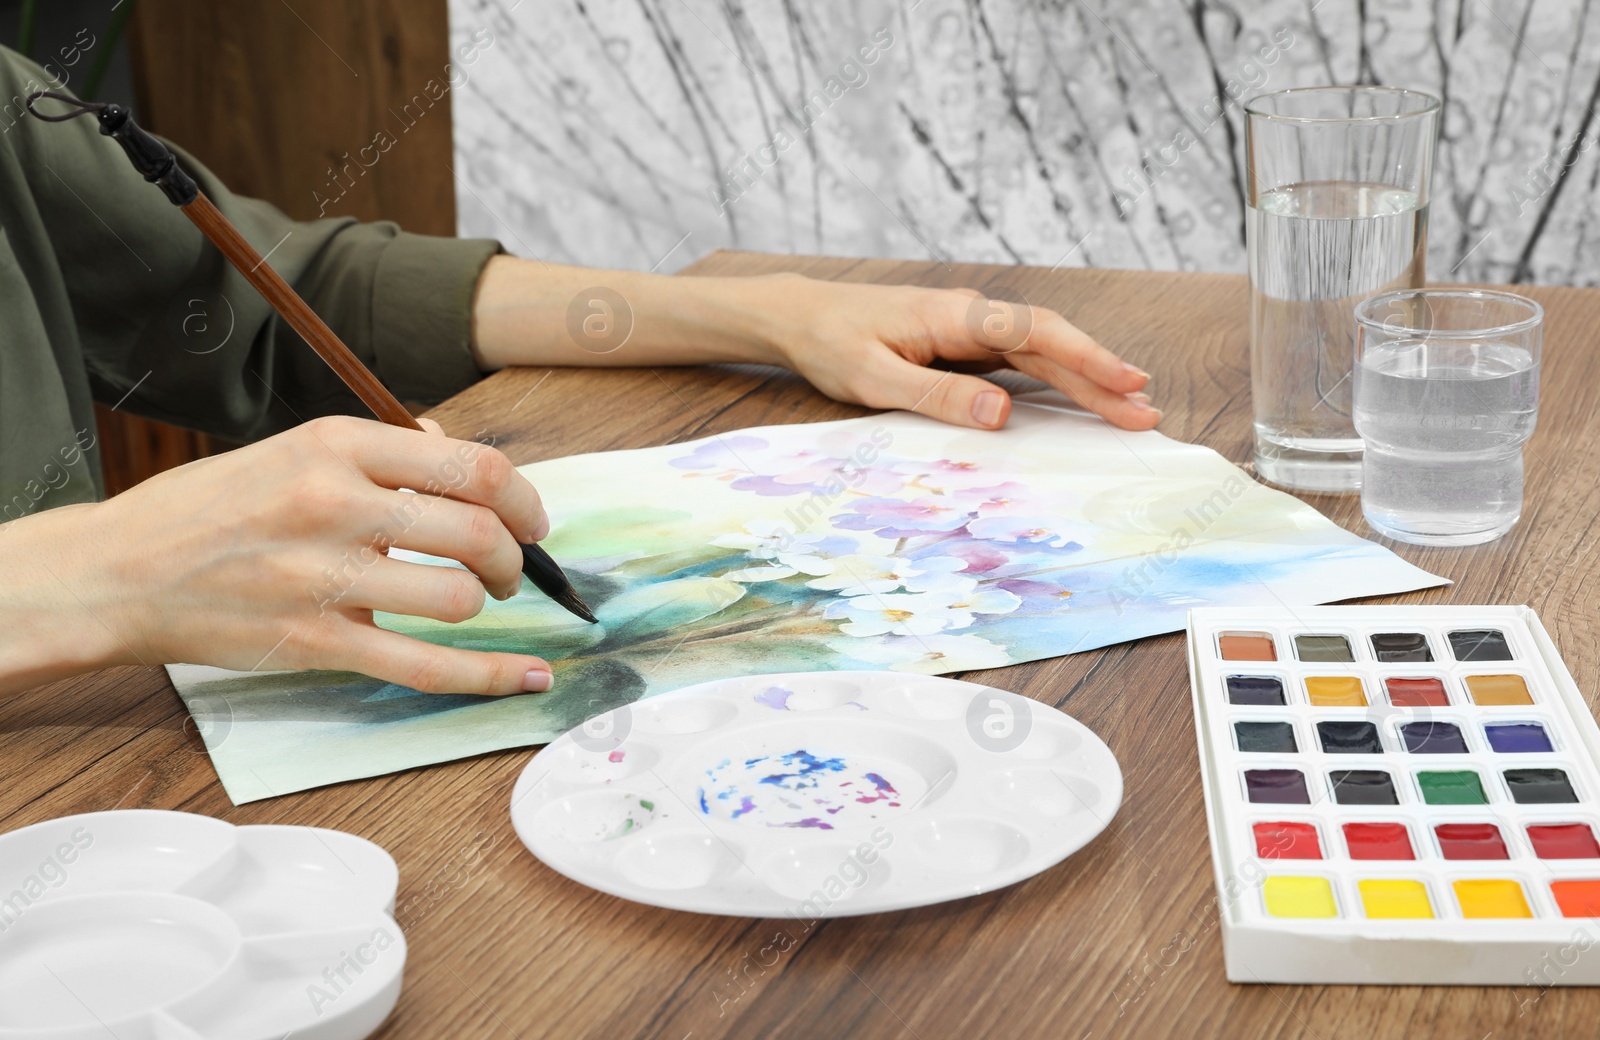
left=994, top=578, right=1075, bottom=611
left=671, top=436, right=858, bottom=499
left=893, top=458, right=1008, bottom=491
left=955, top=481, right=1038, bottom=514
left=708, top=454, right=906, bottom=498
left=779, top=456, right=906, bottom=496
left=669, top=435, right=772, bottom=471
left=967, top=515, right=1080, bottom=547
left=935, top=541, right=1012, bottom=574
left=834, top=496, right=973, bottom=537
left=723, top=475, right=821, bottom=497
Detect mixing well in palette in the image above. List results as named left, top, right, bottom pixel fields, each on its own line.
left=697, top=748, right=905, bottom=830
left=1191, top=606, right=1600, bottom=985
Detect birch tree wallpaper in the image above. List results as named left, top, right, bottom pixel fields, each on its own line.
left=447, top=0, right=1596, bottom=285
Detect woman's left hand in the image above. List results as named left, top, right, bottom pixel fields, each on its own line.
left=745, top=274, right=1160, bottom=431
left=473, top=258, right=1159, bottom=431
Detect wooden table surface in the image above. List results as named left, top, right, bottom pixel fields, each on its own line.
left=10, top=252, right=1600, bottom=1039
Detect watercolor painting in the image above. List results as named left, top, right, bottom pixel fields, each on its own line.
left=168, top=393, right=1445, bottom=803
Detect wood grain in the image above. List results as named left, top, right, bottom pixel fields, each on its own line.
left=128, top=0, right=456, bottom=231
left=9, top=255, right=1600, bottom=1039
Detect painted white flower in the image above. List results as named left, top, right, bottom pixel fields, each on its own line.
left=804, top=555, right=920, bottom=596
left=805, top=555, right=980, bottom=597
left=713, top=520, right=836, bottom=582
left=831, top=632, right=1013, bottom=673
left=899, top=555, right=979, bottom=595
left=711, top=519, right=813, bottom=560
left=824, top=587, right=1022, bottom=637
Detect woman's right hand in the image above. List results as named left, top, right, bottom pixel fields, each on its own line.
left=0, top=415, right=556, bottom=697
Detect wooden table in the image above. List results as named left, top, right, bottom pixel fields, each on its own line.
left=10, top=253, right=1600, bottom=1039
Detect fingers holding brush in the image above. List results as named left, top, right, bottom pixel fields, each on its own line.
left=18, top=416, right=567, bottom=697
left=345, top=418, right=548, bottom=544
left=377, top=493, right=526, bottom=601
left=338, top=556, right=491, bottom=625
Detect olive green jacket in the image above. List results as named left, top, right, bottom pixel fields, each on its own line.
left=0, top=45, right=499, bottom=519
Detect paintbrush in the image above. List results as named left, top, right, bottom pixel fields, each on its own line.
left=27, top=91, right=598, bottom=625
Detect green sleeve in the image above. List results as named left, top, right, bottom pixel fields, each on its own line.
left=0, top=44, right=501, bottom=445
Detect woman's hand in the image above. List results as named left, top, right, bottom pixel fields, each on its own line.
left=0, top=416, right=554, bottom=697
left=745, top=275, right=1159, bottom=431
left=473, top=259, right=1157, bottom=431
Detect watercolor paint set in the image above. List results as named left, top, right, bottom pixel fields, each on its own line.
left=1187, top=605, right=1600, bottom=985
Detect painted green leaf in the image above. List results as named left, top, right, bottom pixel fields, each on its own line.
left=594, top=576, right=745, bottom=643
left=636, top=637, right=837, bottom=690
left=545, top=656, right=649, bottom=732
left=377, top=596, right=606, bottom=656
left=543, top=506, right=694, bottom=561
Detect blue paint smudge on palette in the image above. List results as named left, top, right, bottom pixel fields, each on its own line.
left=697, top=747, right=905, bottom=828
left=758, top=750, right=847, bottom=788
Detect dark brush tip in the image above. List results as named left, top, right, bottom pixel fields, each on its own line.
left=551, top=584, right=599, bottom=624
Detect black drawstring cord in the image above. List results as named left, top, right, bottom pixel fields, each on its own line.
left=24, top=90, right=108, bottom=122
left=23, top=90, right=197, bottom=205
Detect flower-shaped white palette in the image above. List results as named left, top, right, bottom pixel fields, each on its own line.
left=0, top=811, right=405, bottom=1040
left=511, top=671, right=1122, bottom=917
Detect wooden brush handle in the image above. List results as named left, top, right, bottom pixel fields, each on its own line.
left=181, top=191, right=424, bottom=432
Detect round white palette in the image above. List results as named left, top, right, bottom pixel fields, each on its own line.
left=510, top=671, right=1123, bottom=917
left=0, top=810, right=405, bottom=1040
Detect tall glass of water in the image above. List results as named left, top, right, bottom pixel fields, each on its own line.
left=1352, top=289, right=1542, bottom=546
left=1245, top=87, right=1440, bottom=492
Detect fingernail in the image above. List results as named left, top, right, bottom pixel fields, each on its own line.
left=522, top=668, right=552, bottom=692
left=1124, top=362, right=1150, bottom=380
left=972, top=391, right=1005, bottom=426
left=1127, top=391, right=1152, bottom=406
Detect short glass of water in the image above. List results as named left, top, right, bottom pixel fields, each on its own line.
left=1245, top=87, right=1440, bottom=493
left=1352, top=289, right=1542, bottom=546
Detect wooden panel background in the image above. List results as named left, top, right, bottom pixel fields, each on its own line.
left=97, top=0, right=454, bottom=494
